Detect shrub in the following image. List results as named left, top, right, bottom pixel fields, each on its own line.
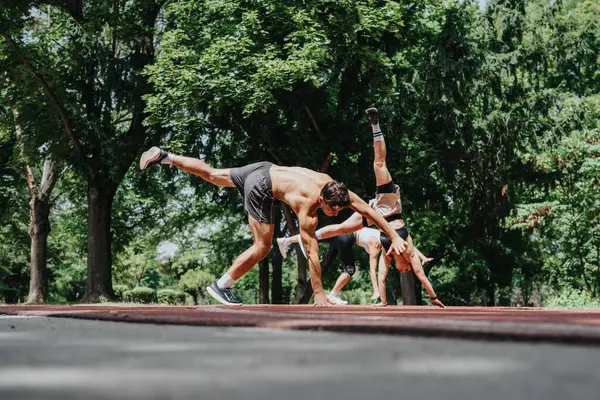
left=49, top=260, right=87, bottom=303
left=341, top=289, right=372, bottom=305
left=157, top=289, right=187, bottom=305
left=545, top=289, right=600, bottom=309
left=123, top=286, right=155, bottom=304
left=178, top=269, right=215, bottom=304
left=113, top=285, right=129, bottom=302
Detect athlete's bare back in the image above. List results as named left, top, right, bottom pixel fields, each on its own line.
left=270, top=165, right=333, bottom=217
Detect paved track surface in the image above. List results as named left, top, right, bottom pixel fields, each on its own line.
left=2, top=305, right=600, bottom=345
left=1, top=315, right=600, bottom=400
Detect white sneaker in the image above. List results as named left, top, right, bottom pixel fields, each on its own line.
left=371, top=301, right=387, bottom=307
left=327, top=294, right=348, bottom=305
left=277, top=238, right=291, bottom=259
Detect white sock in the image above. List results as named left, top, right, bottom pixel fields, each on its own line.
left=316, top=231, right=323, bottom=240
left=371, top=122, right=381, bottom=134
left=372, top=123, right=384, bottom=142
left=329, top=290, right=339, bottom=297
left=371, top=120, right=384, bottom=140
left=160, top=153, right=174, bottom=165
left=217, top=273, right=234, bottom=289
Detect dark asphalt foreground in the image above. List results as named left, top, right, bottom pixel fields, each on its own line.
left=1, top=316, right=599, bottom=400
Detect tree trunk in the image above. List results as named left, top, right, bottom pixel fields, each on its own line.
left=414, top=272, right=423, bottom=305
left=572, top=213, right=592, bottom=293
left=294, top=253, right=312, bottom=304
left=387, top=269, right=400, bottom=305
left=81, top=177, right=116, bottom=302
left=271, top=256, right=283, bottom=304
left=271, top=208, right=283, bottom=304
left=594, top=241, right=600, bottom=298
left=259, top=258, right=270, bottom=304
left=18, top=276, right=26, bottom=303
left=13, top=108, right=59, bottom=305
left=26, top=196, right=51, bottom=304
left=28, top=159, right=59, bottom=304
left=400, top=271, right=417, bottom=305
left=484, top=283, right=495, bottom=306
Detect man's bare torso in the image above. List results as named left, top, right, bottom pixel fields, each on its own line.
left=269, top=165, right=332, bottom=216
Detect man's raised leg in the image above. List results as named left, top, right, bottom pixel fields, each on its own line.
left=140, top=146, right=235, bottom=187
left=207, top=215, right=274, bottom=305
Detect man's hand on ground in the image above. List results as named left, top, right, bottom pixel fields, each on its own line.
left=313, top=291, right=335, bottom=307
left=432, top=299, right=446, bottom=308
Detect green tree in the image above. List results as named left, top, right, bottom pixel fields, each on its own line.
left=1, top=1, right=165, bottom=301
left=2, top=24, right=64, bottom=303
left=0, top=103, right=29, bottom=302
left=509, top=98, right=600, bottom=297
left=145, top=0, right=448, bottom=302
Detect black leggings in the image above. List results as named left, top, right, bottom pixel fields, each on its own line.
left=320, top=232, right=356, bottom=275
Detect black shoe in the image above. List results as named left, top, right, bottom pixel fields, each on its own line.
left=139, top=146, right=168, bottom=170
left=206, top=280, right=243, bottom=306
left=366, top=107, right=379, bottom=126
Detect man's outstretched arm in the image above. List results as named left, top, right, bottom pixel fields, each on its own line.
left=347, top=191, right=406, bottom=255
left=315, top=212, right=363, bottom=239
left=284, top=212, right=363, bottom=245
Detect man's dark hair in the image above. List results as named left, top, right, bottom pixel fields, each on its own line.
left=320, top=180, right=351, bottom=208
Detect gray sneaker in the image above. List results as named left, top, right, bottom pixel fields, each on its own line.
left=206, top=280, right=242, bottom=306
left=139, top=146, right=168, bottom=170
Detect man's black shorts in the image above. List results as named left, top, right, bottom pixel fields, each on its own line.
left=230, top=162, right=277, bottom=224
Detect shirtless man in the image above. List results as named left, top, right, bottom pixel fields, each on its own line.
left=139, top=148, right=406, bottom=306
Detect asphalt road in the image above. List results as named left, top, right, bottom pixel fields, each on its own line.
left=1, top=315, right=599, bottom=400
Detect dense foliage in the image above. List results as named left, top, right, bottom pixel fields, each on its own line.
left=0, top=0, right=598, bottom=307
